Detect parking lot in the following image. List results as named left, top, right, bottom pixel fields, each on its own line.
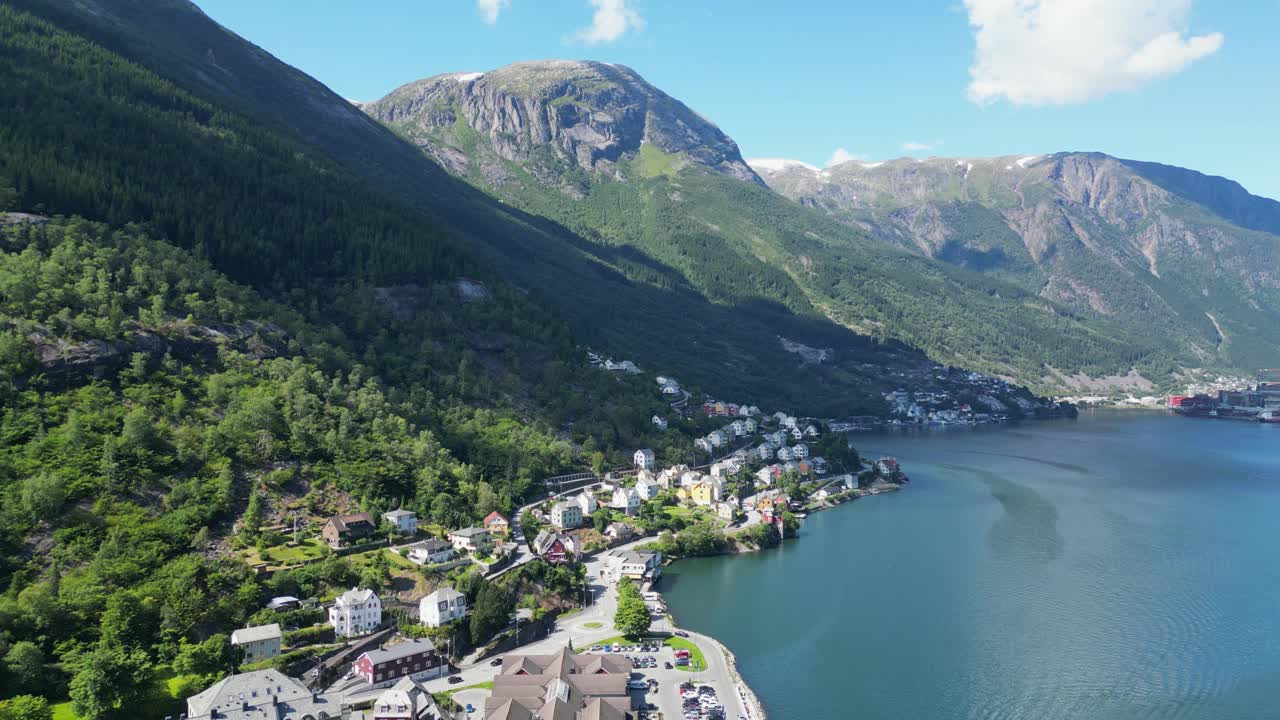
left=588, top=639, right=743, bottom=720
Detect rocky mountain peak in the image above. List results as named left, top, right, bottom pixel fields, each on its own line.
left=364, top=60, right=762, bottom=187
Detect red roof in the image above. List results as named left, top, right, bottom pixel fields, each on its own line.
left=484, top=511, right=509, bottom=525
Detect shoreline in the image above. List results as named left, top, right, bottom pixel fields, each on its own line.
left=658, top=479, right=905, bottom=720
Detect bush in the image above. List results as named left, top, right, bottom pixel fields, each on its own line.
left=283, top=625, right=334, bottom=647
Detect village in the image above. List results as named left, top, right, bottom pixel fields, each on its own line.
left=183, top=373, right=908, bottom=720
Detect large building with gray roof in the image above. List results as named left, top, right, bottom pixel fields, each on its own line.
left=485, top=647, right=633, bottom=720
left=185, top=668, right=347, bottom=720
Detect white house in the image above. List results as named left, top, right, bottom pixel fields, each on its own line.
left=755, top=466, right=775, bottom=487
left=419, top=587, right=467, bottom=627
left=680, top=470, right=703, bottom=488
left=804, top=424, right=820, bottom=437
left=716, top=502, right=737, bottom=522
left=605, top=521, right=636, bottom=541
left=729, top=420, right=746, bottom=437
left=657, top=465, right=687, bottom=488
left=382, top=509, right=418, bottom=535
left=792, top=444, right=810, bottom=460
left=633, top=448, right=656, bottom=470
left=695, top=437, right=713, bottom=453
left=573, top=492, right=597, bottom=517
left=550, top=501, right=583, bottom=529
left=329, top=588, right=381, bottom=638
left=634, top=477, right=659, bottom=500
left=756, top=443, right=774, bottom=461
left=776, top=447, right=794, bottom=461
left=448, top=527, right=492, bottom=552
left=370, top=676, right=440, bottom=720
left=403, top=538, right=454, bottom=565
left=744, top=418, right=758, bottom=433
left=612, top=550, right=663, bottom=582
left=230, top=624, right=282, bottom=664
left=611, top=487, right=642, bottom=516
left=791, top=427, right=805, bottom=440
left=651, top=415, right=669, bottom=430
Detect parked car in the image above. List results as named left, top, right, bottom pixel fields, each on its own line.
left=490, top=657, right=504, bottom=666
left=628, top=680, right=649, bottom=690
left=664, top=661, right=673, bottom=669
left=448, top=675, right=464, bottom=684
left=674, top=630, right=689, bottom=637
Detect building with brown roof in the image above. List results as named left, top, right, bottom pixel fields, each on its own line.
left=485, top=647, right=634, bottom=720
left=322, top=512, right=377, bottom=548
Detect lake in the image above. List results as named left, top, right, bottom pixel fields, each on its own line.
left=662, top=410, right=1280, bottom=720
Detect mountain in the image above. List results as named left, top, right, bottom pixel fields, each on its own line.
left=752, top=153, right=1280, bottom=381
left=4, top=1, right=977, bottom=416
left=365, top=62, right=1191, bottom=394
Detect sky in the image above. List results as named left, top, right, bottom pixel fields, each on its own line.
left=195, top=0, right=1280, bottom=200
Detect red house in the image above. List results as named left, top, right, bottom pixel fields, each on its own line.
left=483, top=511, right=510, bottom=536
left=532, top=530, right=574, bottom=564
left=353, top=639, right=448, bottom=688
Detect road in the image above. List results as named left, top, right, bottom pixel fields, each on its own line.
left=487, top=481, right=607, bottom=580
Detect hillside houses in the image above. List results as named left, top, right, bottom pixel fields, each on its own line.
left=611, top=487, right=642, bottom=516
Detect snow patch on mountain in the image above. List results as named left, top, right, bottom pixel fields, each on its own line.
left=748, top=158, right=819, bottom=173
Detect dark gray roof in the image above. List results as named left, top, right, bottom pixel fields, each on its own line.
left=361, top=638, right=437, bottom=665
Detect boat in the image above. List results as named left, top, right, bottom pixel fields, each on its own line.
left=1259, top=410, right=1280, bottom=424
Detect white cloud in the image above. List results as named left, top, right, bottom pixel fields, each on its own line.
left=575, top=0, right=645, bottom=45
left=825, top=147, right=867, bottom=167
left=964, top=0, right=1223, bottom=106
left=476, top=0, right=508, bottom=24
left=901, top=141, right=934, bottom=152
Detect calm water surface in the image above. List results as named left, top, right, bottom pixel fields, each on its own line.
left=663, top=411, right=1280, bottom=720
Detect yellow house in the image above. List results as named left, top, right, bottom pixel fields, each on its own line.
left=689, top=481, right=715, bottom=507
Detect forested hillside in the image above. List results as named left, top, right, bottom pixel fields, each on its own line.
left=0, top=215, right=699, bottom=717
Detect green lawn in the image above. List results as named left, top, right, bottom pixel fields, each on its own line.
left=240, top=536, right=328, bottom=567
left=663, top=636, right=707, bottom=672
left=51, top=703, right=80, bottom=720
left=584, top=621, right=603, bottom=629
left=262, top=537, right=328, bottom=563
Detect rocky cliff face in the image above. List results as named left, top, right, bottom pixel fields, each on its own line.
left=754, top=152, right=1280, bottom=371
left=364, top=60, right=762, bottom=192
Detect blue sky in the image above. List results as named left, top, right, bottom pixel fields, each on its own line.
left=195, top=0, right=1279, bottom=200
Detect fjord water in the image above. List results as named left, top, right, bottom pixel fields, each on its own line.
left=662, top=411, right=1280, bottom=720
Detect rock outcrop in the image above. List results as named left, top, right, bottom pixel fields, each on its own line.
left=363, top=61, right=762, bottom=190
